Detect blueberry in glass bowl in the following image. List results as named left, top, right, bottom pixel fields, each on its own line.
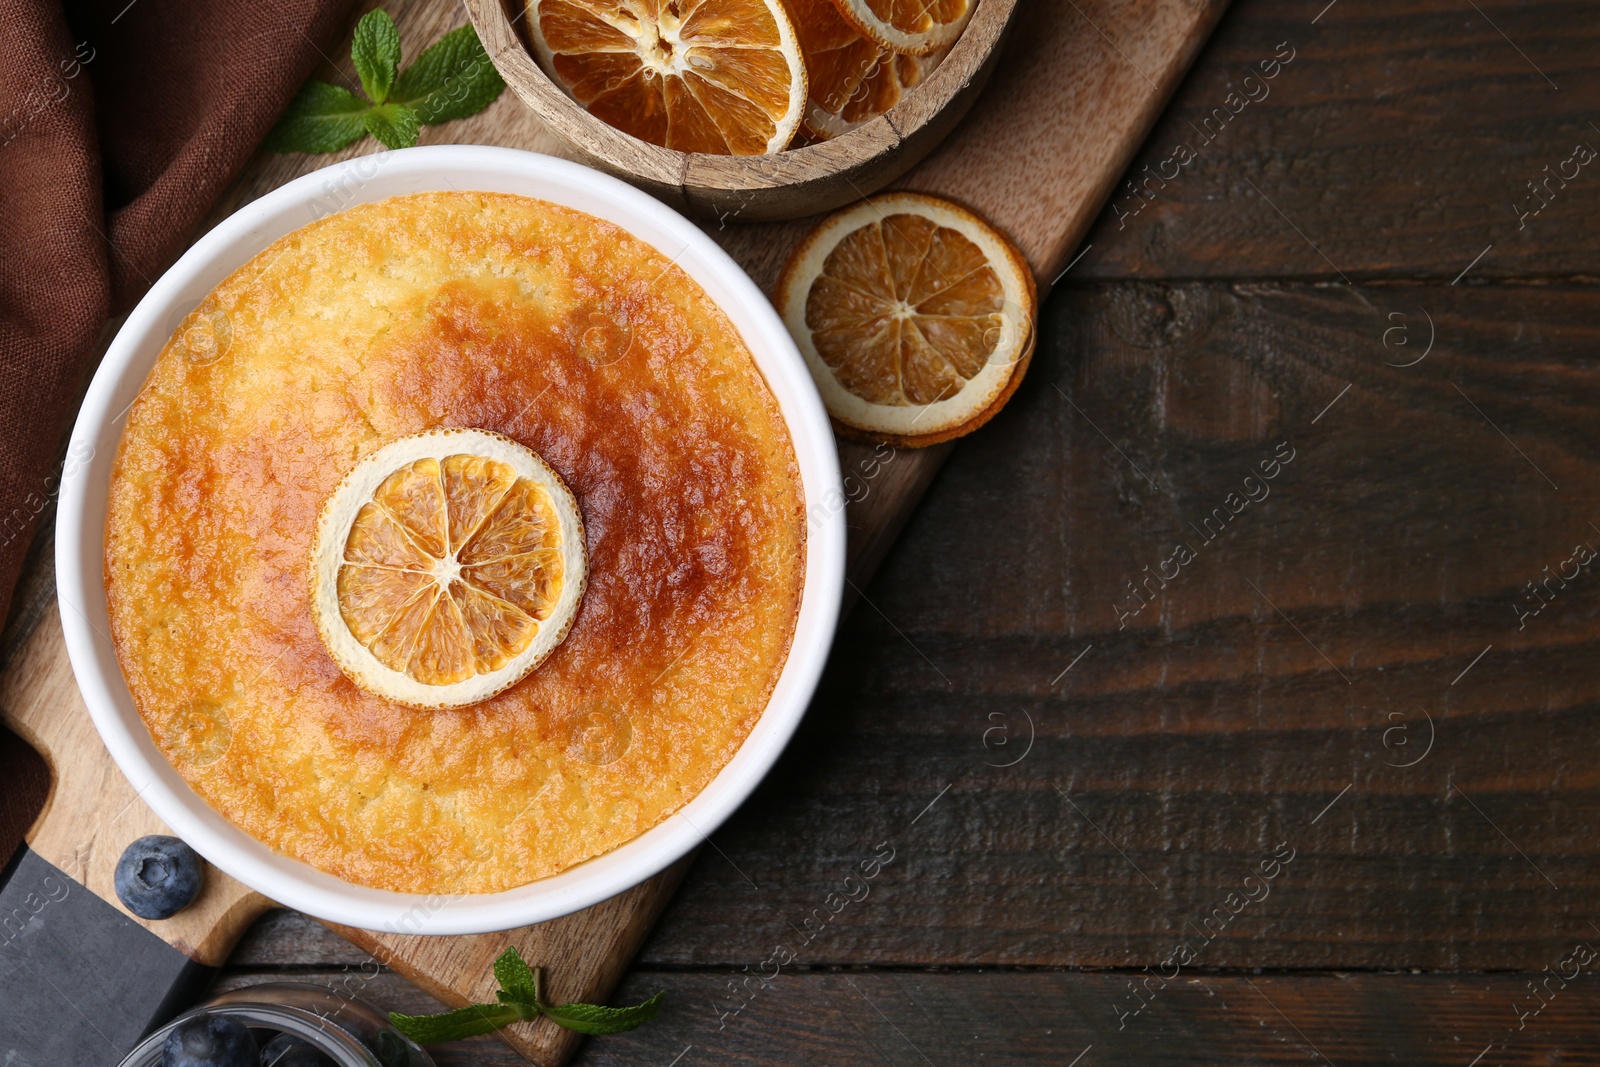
left=115, top=983, right=433, bottom=1067
left=161, top=1016, right=256, bottom=1067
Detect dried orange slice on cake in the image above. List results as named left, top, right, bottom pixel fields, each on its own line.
left=786, top=0, right=946, bottom=141
left=827, top=0, right=972, bottom=56
left=310, top=428, right=587, bottom=709
left=523, top=0, right=807, bottom=155
left=776, top=192, right=1036, bottom=447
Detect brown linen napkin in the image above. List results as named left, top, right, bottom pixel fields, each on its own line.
left=0, top=0, right=358, bottom=865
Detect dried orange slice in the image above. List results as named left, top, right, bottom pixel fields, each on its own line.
left=826, top=0, right=972, bottom=56
left=775, top=192, right=1036, bottom=447
left=523, top=0, right=807, bottom=155
left=786, top=0, right=945, bottom=140
left=310, top=428, right=587, bottom=709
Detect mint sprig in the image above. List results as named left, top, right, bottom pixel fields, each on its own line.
left=389, top=947, right=664, bottom=1045
left=266, top=10, right=503, bottom=154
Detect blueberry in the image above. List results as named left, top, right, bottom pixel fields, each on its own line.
left=260, top=1033, right=335, bottom=1067
left=115, top=834, right=204, bottom=919
left=161, top=1015, right=256, bottom=1067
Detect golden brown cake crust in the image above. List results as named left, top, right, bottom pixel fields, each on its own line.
left=104, top=191, right=804, bottom=894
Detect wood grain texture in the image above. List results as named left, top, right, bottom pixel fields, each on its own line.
left=585, top=967, right=1600, bottom=1066
left=900, top=0, right=1230, bottom=278
left=208, top=967, right=1600, bottom=1066
left=1076, top=0, right=1600, bottom=281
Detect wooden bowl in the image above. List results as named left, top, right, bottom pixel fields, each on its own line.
left=465, top=0, right=1019, bottom=222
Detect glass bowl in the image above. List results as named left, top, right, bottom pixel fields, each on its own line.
left=115, top=982, right=434, bottom=1067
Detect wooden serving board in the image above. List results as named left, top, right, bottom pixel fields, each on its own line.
left=0, top=0, right=1227, bottom=1062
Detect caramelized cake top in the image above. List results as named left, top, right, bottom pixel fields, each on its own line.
left=105, top=191, right=804, bottom=894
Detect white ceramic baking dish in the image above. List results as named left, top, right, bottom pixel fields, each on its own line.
left=55, top=146, right=845, bottom=934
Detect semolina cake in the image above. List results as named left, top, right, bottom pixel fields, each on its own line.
left=104, top=191, right=805, bottom=894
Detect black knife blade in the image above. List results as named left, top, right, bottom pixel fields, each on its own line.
left=0, top=845, right=212, bottom=1066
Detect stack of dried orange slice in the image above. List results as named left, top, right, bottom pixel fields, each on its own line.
left=521, top=0, right=973, bottom=154
left=786, top=0, right=957, bottom=142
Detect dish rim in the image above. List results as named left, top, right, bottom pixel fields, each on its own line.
left=55, top=145, right=846, bottom=934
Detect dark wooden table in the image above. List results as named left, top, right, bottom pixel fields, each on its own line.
left=212, top=0, right=1600, bottom=1062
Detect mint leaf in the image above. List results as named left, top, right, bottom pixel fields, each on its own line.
left=540, top=991, right=665, bottom=1035
left=266, top=15, right=503, bottom=156
left=363, top=102, right=420, bottom=149
left=386, top=945, right=663, bottom=1046
left=351, top=9, right=402, bottom=105
left=388, top=1002, right=525, bottom=1044
left=264, top=80, right=371, bottom=154
left=391, top=24, right=505, bottom=125
left=492, top=948, right=541, bottom=1008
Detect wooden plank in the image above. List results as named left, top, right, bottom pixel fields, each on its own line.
left=1077, top=0, right=1600, bottom=281
left=581, top=968, right=1600, bottom=1066
left=209, top=968, right=1600, bottom=1066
